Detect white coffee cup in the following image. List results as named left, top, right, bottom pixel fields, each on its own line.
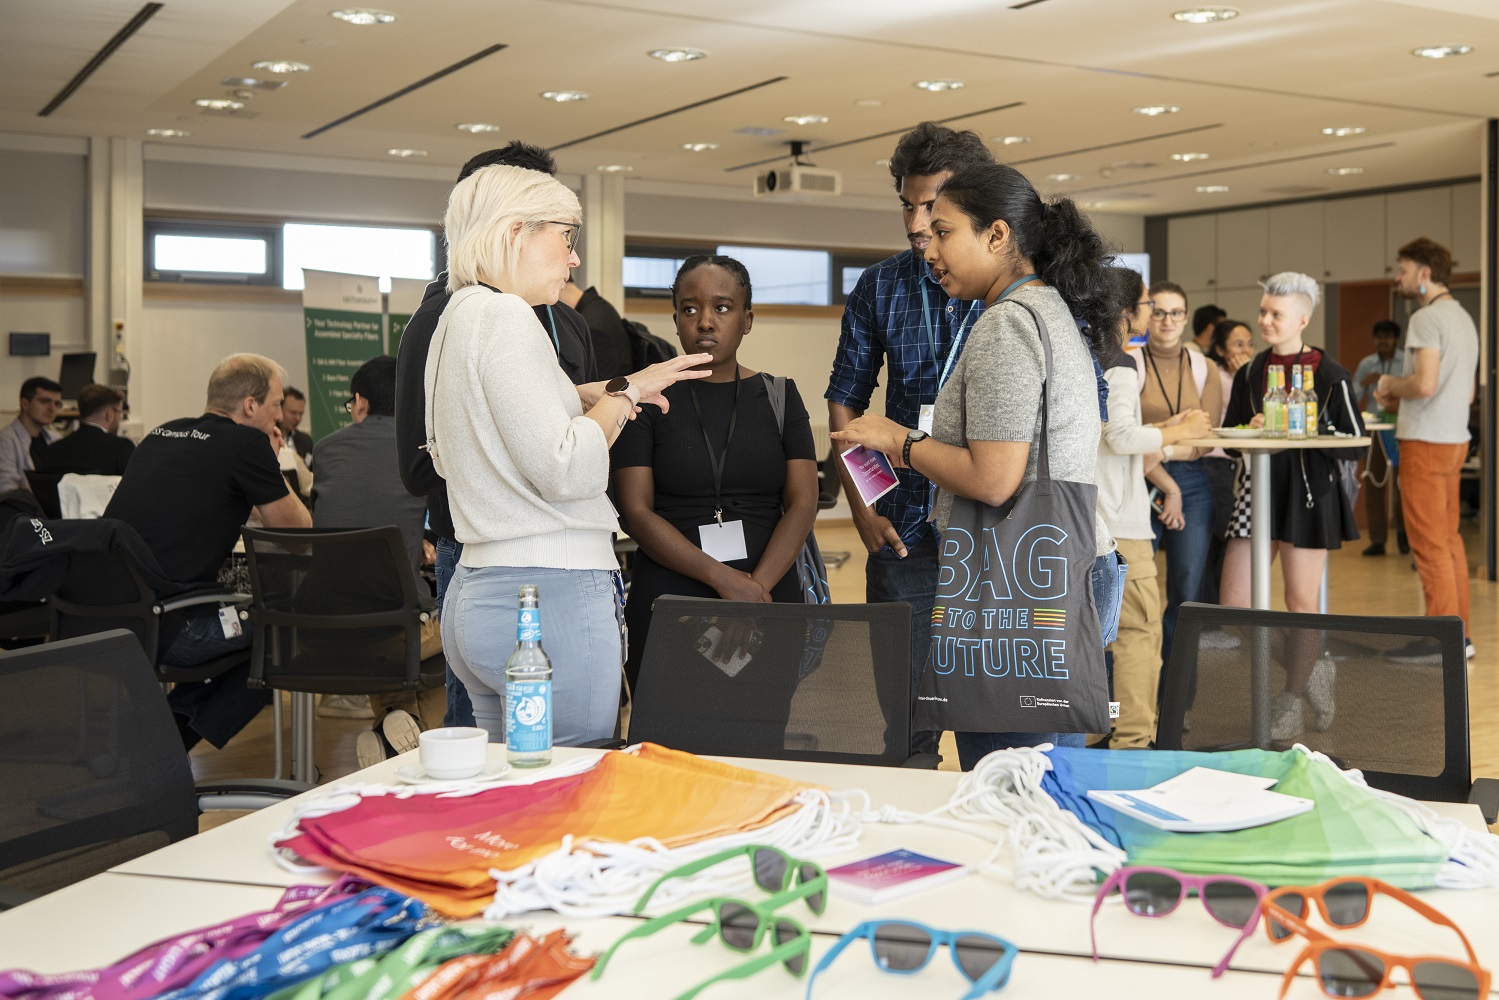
left=418, top=727, right=488, bottom=780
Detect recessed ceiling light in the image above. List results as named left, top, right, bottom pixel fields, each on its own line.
left=681, top=142, right=720, bottom=152
left=1170, top=152, right=1210, bottom=161
left=597, top=164, right=634, bottom=173
left=1326, top=166, right=1365, bottom=176
left=1046, top=173, right=1081, bottom=182
left=1108, top=159, right=1156, bottom=169
left=854, top=98, right=883, bottom=107
left=456, top=122, right=502, bottom=133
left=145, top=128, right=190, bottom=137
left=221, top=76, right=285, bottom=90
left=540, top=90, right=589, bottom=102
left=329, top=8, right=397, bottom=25
left=995, top=135, right=1031, bottom=145
left=734, top=126, right=785, bottom=137
left=387, top=148, right=427, bottom=157
left=1134, top=105, right=1181, bottom=116
left=1411, top=44, right=1472, bottom=59
left=648, top=47, right=707, bottom=62
left=194, top=98, right=244, bottom=111
left=913, top=80, right=964, bottom=92
left=1321, top=126, right=1367, bottom=137
left=1196, top=184, right=1231, bottom=193
left=1172, top=7, right=1239, bottom=23
left=783, top=115, right=828, bottom=125
left=252, top=60, right=311, bottom=73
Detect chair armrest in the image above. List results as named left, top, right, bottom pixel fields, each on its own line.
left=1468, top=777, right=1499, bottom=826
left=901, top=753, right=942, bottom=769
left=196, top=778, right=313, bottom=812
left=157, top=591, right=249, bottom=614
left=578, top=738, right=627, bottom=750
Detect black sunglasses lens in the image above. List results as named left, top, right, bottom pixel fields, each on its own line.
left=1323, top=882, right=1371, bottom=927
left=775, top=920, right=806, bottom=976
left=753, top=848, right=788, bottom=893
left=1202, top=881, right=1261, bottom=928
left=1122, top=871, right=1183, bottom=917
left=1269, top=892, right=1308, bottom=941
left=1317, top=947, right=1385, bottom=998
left=719, top=903, right=760, bottom=951
left=872, top=923, right=933, bottom=972
left=799, top=863, right=825, bottom=914
left=1411, top=960, right=1482, bottom=1000
left=953, top=934, right=1008, bottom=982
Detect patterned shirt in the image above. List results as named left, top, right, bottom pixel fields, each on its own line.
left=827, top=249, right=984, bottom=547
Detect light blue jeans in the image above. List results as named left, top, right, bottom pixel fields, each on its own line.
left=442, top=563, right=623, bottom=746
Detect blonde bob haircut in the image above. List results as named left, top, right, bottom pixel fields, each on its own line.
left=444, top=164, right=582, bottom=293
left=206, top=353, right=285, bottom=413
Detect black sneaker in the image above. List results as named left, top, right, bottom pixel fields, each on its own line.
left=1397, top=536, right=1410, bottom=556
left=1384, top=638, right=1443, bottom=665
left=1362, top=543, right=1385, bottom=557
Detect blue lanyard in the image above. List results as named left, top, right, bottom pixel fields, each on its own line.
left=935, top=274, right=1034, bottom=391
left=543, top=304, right=561, bottom=352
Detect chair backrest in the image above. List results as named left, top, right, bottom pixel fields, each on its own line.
left=22, top=471, right=62, bottom=519
left=629, top=597, right=913, bottom=765
left=240, top=525, right=431, bottom=695
left=49, top=543, right=160, bottom=656
left=0, top=629, right=197, bottom=899
left=1158, top=602, right=1471, bottom=804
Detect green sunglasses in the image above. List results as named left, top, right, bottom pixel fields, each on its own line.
left=635, top=844, right=828, bottom=916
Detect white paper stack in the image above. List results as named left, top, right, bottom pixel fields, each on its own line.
left=1087, top=766, right=1315, bottom=833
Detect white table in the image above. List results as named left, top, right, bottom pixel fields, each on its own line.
left=99, top=746, right=1499, bottom=987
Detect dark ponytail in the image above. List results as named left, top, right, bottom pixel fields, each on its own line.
left=939, top=163, right=1119, bottom=359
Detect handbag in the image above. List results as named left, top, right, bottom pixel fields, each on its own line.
left=913, top=300, right=1111, bottom=735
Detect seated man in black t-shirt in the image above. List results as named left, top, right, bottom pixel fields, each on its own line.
left=105, top=353, right=312, bottom=750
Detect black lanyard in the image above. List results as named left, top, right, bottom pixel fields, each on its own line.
left=689, top=367, right=741, bottom=525
left=1147, top=348, right=1185, bottom=416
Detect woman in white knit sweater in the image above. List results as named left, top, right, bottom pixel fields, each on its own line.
left=426, top=164, right=709, bottom=745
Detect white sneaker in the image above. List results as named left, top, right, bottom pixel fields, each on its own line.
left=1271, top=692, right=1304, bottom=742
left=318, top=694, right=374, bottom=719
left=1306, top=657, right=1336, bottom=731
left=1198, top=629, right=1242, bottom=651
left=1465, top=638, right=1475, bottom=660
left=380, top=709, right=422, bottom=755
left=356, top=729, right=389, bottom=769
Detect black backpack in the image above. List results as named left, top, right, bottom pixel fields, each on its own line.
left=623, top=319, right=677, bottom=369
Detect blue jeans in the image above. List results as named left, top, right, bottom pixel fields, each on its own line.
left=865, top=531, right=940, bottom=757
left=1151, top=460, right=1215, bottom=666
left=443, top=563, right=623, bottom=746
left=162, top=608, right=267, bottom=749
left=1091, top=549, right=1127, bottom=648
left=434, top=537, right=472, bottom=727
left=955, top=731, right=1086, bottom=771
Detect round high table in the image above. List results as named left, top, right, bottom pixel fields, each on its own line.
left=1178, top=434, right=1370, bottom=610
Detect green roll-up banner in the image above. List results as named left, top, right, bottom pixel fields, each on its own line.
left=388, top=277, right=430, bottom=354
left=301, top=268, right=383, bottom=440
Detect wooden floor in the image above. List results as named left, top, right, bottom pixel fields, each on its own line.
left=193, top=518, right=1498, bottom=831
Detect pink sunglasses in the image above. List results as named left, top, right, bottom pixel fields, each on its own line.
left=1090, top=866, right=1268, bottom=977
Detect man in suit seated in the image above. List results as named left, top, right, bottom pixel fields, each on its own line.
left=36, top=384, right=135, bottom=477
left=104, top=353, right=312, bottom=751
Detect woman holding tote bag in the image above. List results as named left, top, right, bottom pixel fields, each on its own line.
left=833, top=162, right=1117, bottom=771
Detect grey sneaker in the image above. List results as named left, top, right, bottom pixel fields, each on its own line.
left=381, top=709, right=422, bottom=755
left=356, top=729, right=390, bottom=769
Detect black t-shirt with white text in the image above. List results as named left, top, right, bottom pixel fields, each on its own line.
left=104, top=413, right=290, bottom=585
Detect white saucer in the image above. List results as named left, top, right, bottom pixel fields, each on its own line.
left=394, top=759, right=512, bottom=786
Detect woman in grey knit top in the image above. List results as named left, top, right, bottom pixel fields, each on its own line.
left=832, top=162, right=1119, bottom=770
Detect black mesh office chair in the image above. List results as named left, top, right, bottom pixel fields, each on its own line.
left=617, top=597, right=934, bottom=768
left=22, top=472, right=62, bottom=520
left=0, top=630, right=301, bottom=908
left=240, top=526, right=445, bottom=783
left=1158, top=602, right=1498, bottom=823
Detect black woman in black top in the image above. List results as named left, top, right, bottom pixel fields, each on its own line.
left=611, top=256, right=819, bottom=704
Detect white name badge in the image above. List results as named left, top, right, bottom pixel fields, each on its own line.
left=918, top=404, right=935, bottom=436
left=699, top=519, right=749, bottom=563
left=218, top=606, right=244, bottom=640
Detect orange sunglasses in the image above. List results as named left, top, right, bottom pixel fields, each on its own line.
left=1258, top=879, right=1490, bottom=1000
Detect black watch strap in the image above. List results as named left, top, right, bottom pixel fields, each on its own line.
left=903, top=429, right=929, bottom=468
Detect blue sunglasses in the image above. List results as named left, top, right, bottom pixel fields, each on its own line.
left=805, top=920, right=1016, bottom=999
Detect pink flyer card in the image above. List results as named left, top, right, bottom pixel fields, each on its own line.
left=839, top=445, right=899, bottom=508
left=826, top=847, right=967, bottom=904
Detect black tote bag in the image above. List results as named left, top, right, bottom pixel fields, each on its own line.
left=913, top=300, right=1111, bottom=735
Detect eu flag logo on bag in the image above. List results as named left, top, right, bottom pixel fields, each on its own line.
left=1033, top=609, right=1066, bottom=631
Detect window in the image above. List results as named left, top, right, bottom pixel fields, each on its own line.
left=716, top=245, right=831, bottom=306
left=623, top=254, right=691, bottom=297
left=145, top=220, right=280, bottom=284
left=282, top=223, right=436, bottom=293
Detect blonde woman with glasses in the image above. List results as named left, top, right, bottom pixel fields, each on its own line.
left=426, top=164, right=710, bottom=745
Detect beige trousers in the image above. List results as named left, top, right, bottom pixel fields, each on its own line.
left=1109, top=538, right=1163, bottom=749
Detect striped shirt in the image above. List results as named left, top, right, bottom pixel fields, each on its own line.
left=826, top=249, right=984, bottom=547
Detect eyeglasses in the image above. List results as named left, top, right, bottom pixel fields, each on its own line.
left=592, top=895, right=812, bottom=1000
left=1151, top=308, right=1188, bottom=321
left=1260, top=881, right=1490, bottom=1000
left=1137, top=298, right=1156, bottom=309
left=806, top=920, right=1017, bottom=1000
left=341, top=396, right=354, bottom=413
left=542, top=219, right=581, bottom=252
left=1090, top=867, right=1267, bottom=977
left=635, top=845, right=826, bottom=916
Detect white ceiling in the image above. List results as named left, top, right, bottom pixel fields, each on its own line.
left=1, top=0, right=1495, bottom=215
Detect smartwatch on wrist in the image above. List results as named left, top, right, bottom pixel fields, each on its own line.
left=604, top=376, right=640, bottom=407
left=903, top=429, right=929, bottom=468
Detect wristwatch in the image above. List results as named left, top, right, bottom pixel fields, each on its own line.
left=605, top=376, right=641, bottom=406
left=903, top=429, right=929, bottom=468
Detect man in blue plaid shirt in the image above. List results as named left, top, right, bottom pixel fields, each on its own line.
left=827, top=122, right=994, bottom=757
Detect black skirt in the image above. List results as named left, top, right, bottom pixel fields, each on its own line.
left=1227, top=452, right=1359, bottom=550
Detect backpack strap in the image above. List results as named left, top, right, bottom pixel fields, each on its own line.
left=761, top=372, right=787, bottom=436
